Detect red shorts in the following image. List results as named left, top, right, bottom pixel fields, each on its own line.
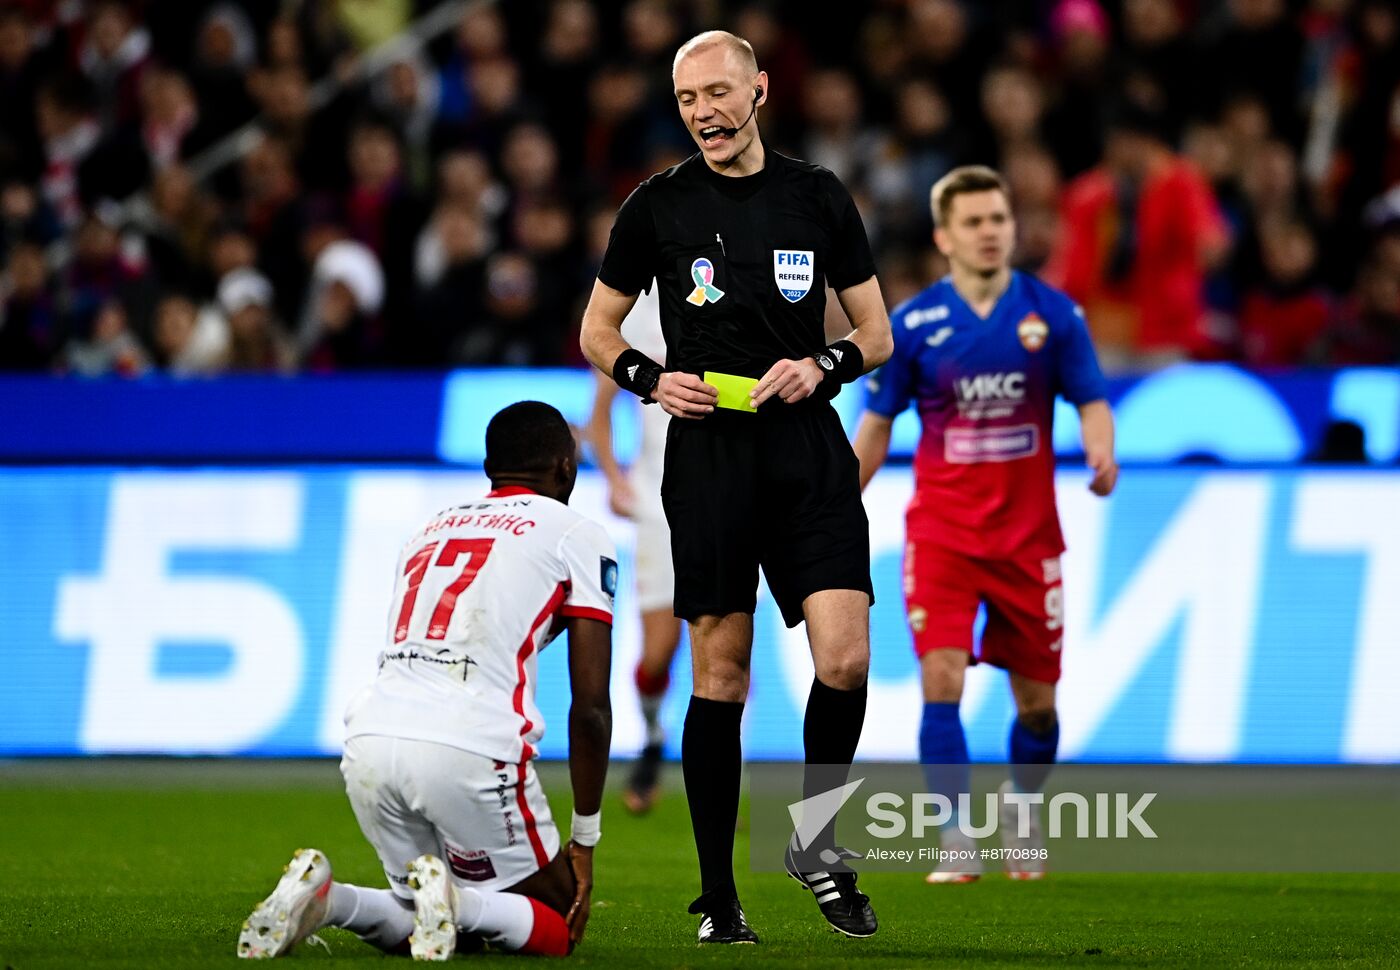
left=903, top=538, right=1065, bottom=684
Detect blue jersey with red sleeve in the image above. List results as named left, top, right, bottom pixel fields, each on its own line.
left=865, top=271, right=1107, bottom=559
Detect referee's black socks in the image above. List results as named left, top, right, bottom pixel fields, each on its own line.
left=682, top=695, right=744, bottom=899
left=801, top=676, right=868, bottom=856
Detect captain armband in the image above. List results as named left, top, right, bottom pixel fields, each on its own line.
left=612, top=348, right=664, bottom=404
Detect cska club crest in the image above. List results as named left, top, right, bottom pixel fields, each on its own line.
left=907, top=605, right=927, bottom=634
left=1017, top=313, right=1049, bottom=352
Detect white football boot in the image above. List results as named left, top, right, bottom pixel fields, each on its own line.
left=236, top=848, right=332, bottom=959
left=407, top=854, right=459, bottom=961
left=999, top=780, right=1047, bottom=880
left=925, top=826, right=983, bottom=884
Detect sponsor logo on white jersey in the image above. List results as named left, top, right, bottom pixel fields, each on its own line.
left=773, top=250, right=814, bottom=302
left=903, top=305, right=949, bottom=329
left=955, top=371, right=1027, bottom=402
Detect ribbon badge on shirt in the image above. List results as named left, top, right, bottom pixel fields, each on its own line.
left=773, top=249, right=814, bottom=302
left=686, top=257, right=725, bottom=306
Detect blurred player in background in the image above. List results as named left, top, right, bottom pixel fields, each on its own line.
left=237, top=402, right=614, bottom=960
left=853, top=166, right=1117, bottom=883
left=584, top=284, right=682, bottom=815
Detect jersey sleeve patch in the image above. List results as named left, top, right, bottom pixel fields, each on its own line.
left=558, top=520, right=618, bottom=624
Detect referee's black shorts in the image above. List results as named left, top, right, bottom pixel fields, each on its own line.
left=660, top=399, right=873, bottom=628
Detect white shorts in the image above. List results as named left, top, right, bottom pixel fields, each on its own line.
left=633, top=404, right=674, bottom=613
left=632, top=481, right=673, bottom=612
left=340, top=735, right=560, bottom=899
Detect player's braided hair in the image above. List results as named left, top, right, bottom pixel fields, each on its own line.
left=484, top=401, right=575, bottom=476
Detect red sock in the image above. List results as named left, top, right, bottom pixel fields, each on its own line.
left=519, top=897, right=570, bottom=956
left=635, top=662, right=670, bottom=698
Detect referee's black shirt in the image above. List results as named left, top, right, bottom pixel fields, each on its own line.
left=598, top=151, right=877, bottom=380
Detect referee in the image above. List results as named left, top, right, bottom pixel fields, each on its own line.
left=580, top=30, right=893, bottom=945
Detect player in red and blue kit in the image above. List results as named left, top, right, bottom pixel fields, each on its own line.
left=853, top=166, right=1117, bottom=882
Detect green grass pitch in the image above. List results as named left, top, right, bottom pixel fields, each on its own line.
left=1, top=759, right=1396, bottom=968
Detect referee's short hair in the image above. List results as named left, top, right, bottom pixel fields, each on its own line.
left=484, top=401, right=575, bottom=476
left=930, top=165, right=1011, bottom=227
left=672, top=30, right=757, bottom=79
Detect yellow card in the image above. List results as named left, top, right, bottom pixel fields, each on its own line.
left=704, top=371, right=759, bottom=413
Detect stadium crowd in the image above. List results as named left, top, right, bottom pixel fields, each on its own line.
left=0, top=0, right=1398, bottom=375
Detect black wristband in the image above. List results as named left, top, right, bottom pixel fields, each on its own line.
left=812, top=339, right=864, bottom=386
left=612, top=348, right=663, bottom=402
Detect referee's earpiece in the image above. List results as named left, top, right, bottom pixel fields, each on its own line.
left=717, top=87, right=764, bottom=138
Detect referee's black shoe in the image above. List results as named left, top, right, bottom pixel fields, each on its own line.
left=688, top=891, right=759, bottom=944
left=784, top=842, right=879, bottom=938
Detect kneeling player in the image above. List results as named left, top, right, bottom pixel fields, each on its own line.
left=236, top=402, right=615, bottom=959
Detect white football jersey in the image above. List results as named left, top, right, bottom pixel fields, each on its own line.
left=344, top=487, right=617, bottom=764
left=621, top=283, right=666, bottom=361
left=621, top=283, right=669, bottom=485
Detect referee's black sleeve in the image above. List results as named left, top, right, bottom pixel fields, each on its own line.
left=598, top=183, right=657, bottom=296
left=822, top=174, right=878, bottom=293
